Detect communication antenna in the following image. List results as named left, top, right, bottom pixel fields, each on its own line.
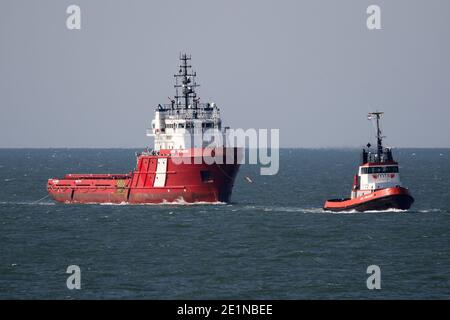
left=367, top=111, right=384, bottom=159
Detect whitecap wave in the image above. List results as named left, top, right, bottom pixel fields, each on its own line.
left=321, top=208, right=408, bottom=214
left=417, top=209, right=442, bottom=213
left=0, top=201, right=54, bottom=206
left=98, top=201, right=129, bottom=206
left=239, top=205, right=415, bottom=214
left=97, top=198, right=225, bottom=206
left=362, top=208, right=408, bottom=213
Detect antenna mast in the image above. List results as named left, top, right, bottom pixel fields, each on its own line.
left=368, top=111, right=384, bottom=159
left=174, top=53, right=200, bottom=110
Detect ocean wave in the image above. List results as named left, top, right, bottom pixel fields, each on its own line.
left=359, top=208, right=408, bottom=213
left=239, top=205, right=425, bottom=214
left=241, top=205, right=326, bottom=214
left=97, top=198, right=226, bottom=206
left=0, top=201, right=55, bottom=206
left=417, top=209, right=442, bottom=213
left=278, top=207, right=325, bottom=214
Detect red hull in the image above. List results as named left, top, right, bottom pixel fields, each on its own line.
left=323, top=187, right=414, bottom=212
left=47, top=149, right=240, bottom=204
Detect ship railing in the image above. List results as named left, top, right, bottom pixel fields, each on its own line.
left=157, top=104, right=220, bottom=120
left=160, top=103, right=214, bottom=110
left=136, top=150, right=160, bottom=157
left=363, top=148, right=394, bottom=164
left=165, top=114, right=220, bottom=120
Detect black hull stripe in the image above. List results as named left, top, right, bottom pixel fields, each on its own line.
left=324, top=195, right=415, bottom=212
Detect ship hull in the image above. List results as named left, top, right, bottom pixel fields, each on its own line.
left=323, top=187, right=414, bottom=212
left=48, top=184, right=236, bottom=204
left=48, top=148, right=240, bottom=204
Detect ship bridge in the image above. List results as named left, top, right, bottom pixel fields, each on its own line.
left=147, top=54, right=228, bottom=151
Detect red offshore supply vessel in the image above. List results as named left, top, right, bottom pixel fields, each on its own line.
left=323, top=112, right=414, bottom=212
left=47, top=54, right=240, bottom=204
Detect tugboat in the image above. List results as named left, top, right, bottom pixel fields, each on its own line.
left=323, top=112, right=414, bottom=212
left=47, top=54, right=240, bottom=204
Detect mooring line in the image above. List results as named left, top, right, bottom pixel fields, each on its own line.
left=31, top=194, right=50, bottom=204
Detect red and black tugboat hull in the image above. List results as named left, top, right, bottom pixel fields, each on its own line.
left=323, top=187, right=414, bottom=212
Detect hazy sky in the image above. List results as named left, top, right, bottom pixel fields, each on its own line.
left=1, top=0, right=449, bottom=148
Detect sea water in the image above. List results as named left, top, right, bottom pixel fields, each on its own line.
left=0, top=148, right=449, bottom=299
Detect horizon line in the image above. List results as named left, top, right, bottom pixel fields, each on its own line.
left=0, top=146, right=449, bottom=150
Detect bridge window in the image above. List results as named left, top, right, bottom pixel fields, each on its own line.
left=361, top=166, right=399, bottom=174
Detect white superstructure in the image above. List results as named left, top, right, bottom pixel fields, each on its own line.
left=354, top=162, right=402, bottom=198
left=351, top=112, right=403, bottom=199
left=146, top=54, right=228, bottom=151
left=147, top=103, right=227, bottom=151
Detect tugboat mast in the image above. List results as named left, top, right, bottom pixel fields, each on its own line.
left=369, top=111, right=384, bottom=160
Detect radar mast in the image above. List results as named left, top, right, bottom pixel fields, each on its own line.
left=368, top=111, right=384, bottom=160
left=173, top=53, right=200, bottom=110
